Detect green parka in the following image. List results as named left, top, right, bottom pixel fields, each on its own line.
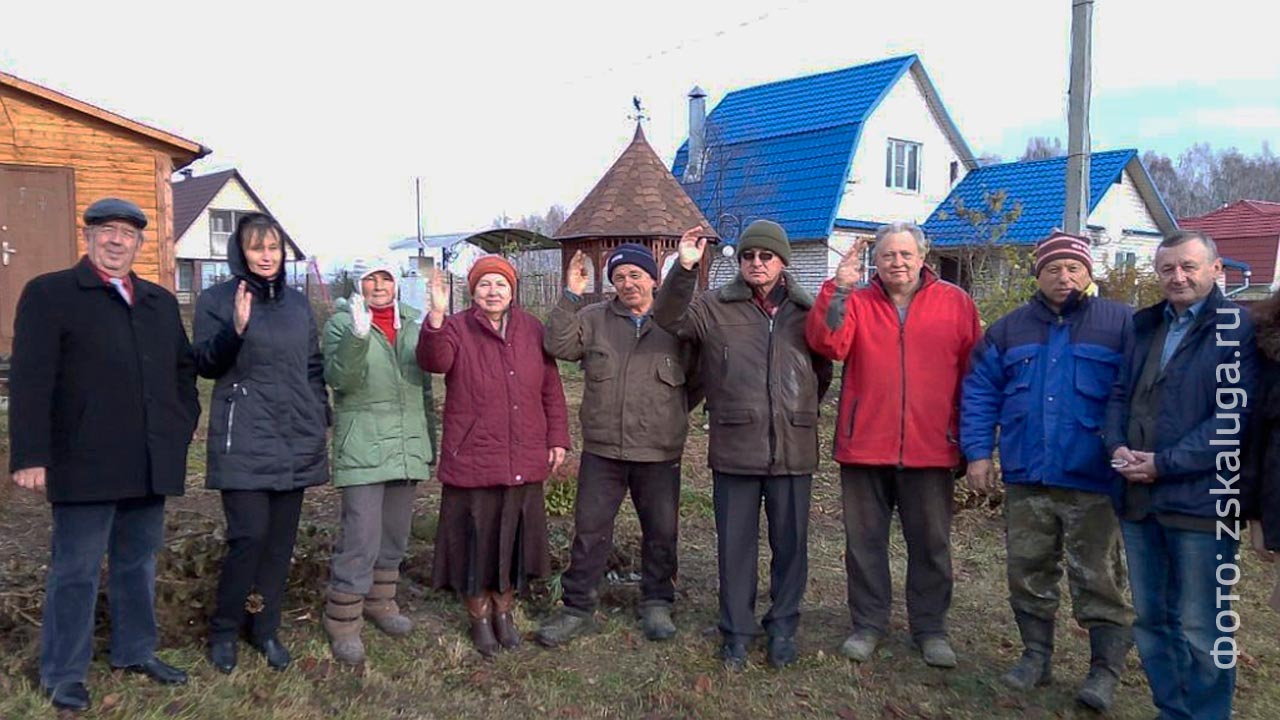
left=323, top=300, right=439, bottom=487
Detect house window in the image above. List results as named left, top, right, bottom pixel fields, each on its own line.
left=1116, top=251, right=1138, bottom=270
left=209, top=210, right=264, bottom=257
left=200, top=261, right=233, bottom=291
left=176, top=260, right=194, bottom=292
left=885, top=139, right=921, bottom=192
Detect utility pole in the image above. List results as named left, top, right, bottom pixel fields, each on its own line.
left=415, top=177, right=424, bottom=259
left=1064, top=0, right=1094, bottom=235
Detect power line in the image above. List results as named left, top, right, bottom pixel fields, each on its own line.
left=559, top=0, right=817, bottom=88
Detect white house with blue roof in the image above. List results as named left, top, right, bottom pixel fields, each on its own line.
left=672, top=54, right=977, bottom=291
left=921, top=149, right=1178, bottom=280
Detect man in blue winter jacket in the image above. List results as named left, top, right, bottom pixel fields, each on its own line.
left=962, top=231, right=1134, bottom=712
left=1104, top=230, right=1256, bottom=720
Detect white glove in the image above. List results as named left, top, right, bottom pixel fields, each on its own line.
left=350, top=292, right=371, bottom=338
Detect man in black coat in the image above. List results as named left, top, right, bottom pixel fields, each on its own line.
left=8, top=198, right=200, bottom=713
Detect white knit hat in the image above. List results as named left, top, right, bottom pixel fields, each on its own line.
left=350, top=256, right=402, bottom=329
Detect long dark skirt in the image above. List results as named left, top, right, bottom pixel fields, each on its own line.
left=432, top=483, right=551, bottom=596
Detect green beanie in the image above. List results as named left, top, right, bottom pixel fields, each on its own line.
left=738, top=219, right=791, bottom=265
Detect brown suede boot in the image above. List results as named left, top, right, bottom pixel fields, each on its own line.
left=364, top=569, right=414, bottom=637
left=464, top=594, right=499, bottom=657
left=323, top=589, right=365, bottom=665
left=492, top=589, right=521, bottom=650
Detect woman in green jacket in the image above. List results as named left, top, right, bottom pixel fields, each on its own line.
left=321, top=259, right=438, bottom=664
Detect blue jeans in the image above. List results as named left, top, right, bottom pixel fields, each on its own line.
left=1122, top=518, right=1238, bottom=720
left=40, top=495, right=166, bottom=690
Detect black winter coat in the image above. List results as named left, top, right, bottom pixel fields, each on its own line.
left=1244, top=326, right=1280, bottom=550
left=192, top=242, right=329, bottom=492
left=9, top=257, right=200, bottom=503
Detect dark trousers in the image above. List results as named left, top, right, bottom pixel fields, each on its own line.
left=712, top=472, right=811, bottom=642
left=841, top=465, right=954, bottom=641
left=209, top=489, right=306, bottom=643
left=41, top=495, right=166, bottom=689
left=560, top=452, right=681, bottom=612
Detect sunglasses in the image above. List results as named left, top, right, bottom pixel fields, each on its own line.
left=739, top=250, right=775, bottom=263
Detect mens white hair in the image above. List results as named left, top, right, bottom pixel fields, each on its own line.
left=873, top=222, right=929, bottom=256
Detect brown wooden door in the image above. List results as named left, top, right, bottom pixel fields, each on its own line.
left=0, top=165, right=77, bottom=354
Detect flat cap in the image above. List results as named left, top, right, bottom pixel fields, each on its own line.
left=84, top=198, right=148, bottom=229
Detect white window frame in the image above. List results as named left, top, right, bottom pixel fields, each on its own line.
left=209, top=210, right=262, bottom=258
left=885, top=138, right=922, bottom=193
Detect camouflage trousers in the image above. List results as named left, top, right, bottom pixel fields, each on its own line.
left=1005, top=485, right=1133, bottom=628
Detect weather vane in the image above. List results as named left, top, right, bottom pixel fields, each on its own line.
left=629, top=96, right=649, bottom=124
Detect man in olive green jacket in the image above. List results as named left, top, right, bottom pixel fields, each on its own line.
left=536, top=244, right=699, bottom=648
left=321, top=259, right=439, bottom=664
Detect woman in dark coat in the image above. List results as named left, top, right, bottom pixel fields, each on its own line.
left=1247, top=292, right=1280, bottom=572
left=192, top=213, right=329, bottom=673
left=417, top=255, right=571, bottom=656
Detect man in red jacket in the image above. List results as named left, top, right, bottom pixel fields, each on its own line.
left=807, top=222, right=981, bottom=669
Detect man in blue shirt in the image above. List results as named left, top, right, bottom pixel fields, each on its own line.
left=1106, top=230, right=1257, bottom=720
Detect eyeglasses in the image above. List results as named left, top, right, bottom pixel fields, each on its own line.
left=739, top=250, right=775, bottom=263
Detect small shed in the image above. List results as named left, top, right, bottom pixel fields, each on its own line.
left=0, top=70, right=209, bottom=351
left=555, top=122, right=717, bottom=301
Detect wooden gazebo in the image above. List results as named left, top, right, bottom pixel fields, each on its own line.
left=554, top=122, right=717, bottom=300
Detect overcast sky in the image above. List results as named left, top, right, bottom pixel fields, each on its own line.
left=3, top=1, right=1277, bottom=268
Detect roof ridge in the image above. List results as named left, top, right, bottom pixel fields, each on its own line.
left=973, top=148, right=1136, bottom=171
left=718, top=54, right=917, bottom=99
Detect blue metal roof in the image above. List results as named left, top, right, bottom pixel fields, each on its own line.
left=673, top=55, right=918, bottom=242
left=833, top=218, right=883, bottom=232
left=921, top=149, right=1139, bottom=247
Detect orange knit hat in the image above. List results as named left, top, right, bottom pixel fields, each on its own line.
left=467, top=255, right=518, bottom=295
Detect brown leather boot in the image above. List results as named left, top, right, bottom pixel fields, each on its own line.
left=463, top=594, right=499, bottom=657
left=492, top=589, right=521, bottom=650
left=364, top=569, right=414, bottom=637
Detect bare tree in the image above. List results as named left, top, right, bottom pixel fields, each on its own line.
left=1143, top=143, right=1280, bottom=218
left=1021, top=136, right=1065, bottom=161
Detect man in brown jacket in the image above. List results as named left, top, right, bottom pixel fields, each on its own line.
left=536, top=244, right=699, bottom=647
left=655, top=221, right=832, bottom=670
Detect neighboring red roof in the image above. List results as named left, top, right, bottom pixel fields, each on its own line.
left=1181, top=200, right=1280, bottom=284
left=0, top=69, right=210, bottom=167
left=556, top=123, right=717, bottom=240
left=171, top=169, right=304, bottom=259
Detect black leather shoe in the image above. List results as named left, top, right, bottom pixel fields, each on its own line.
left=767, top=635, right=798, bottom=669
left=208, top=640, right=238, bottom=674
left=721, top=641, right=749, bottom=672
left=251, top=636, right=291, bottom=671
left=45, top=681, right=91, bottom=712
left=120, top=657, right=188, bottom=686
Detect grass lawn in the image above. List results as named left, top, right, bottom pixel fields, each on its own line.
left=2, top=371, right=1279, bottom=719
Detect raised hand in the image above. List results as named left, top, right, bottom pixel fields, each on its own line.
left=677, top=225, right=707, bottom=271
left=233, top=280, right=253, bottom=336
left=427, top=267, right=450, bottom=329
left=566, top=250, right=590, bottom=296
left=835, top=240, right=867, bottom=289
left=350, top=291, right=371, bottom=338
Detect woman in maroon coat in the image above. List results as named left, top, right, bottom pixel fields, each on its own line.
left=417, top=255, right=571, bottom=656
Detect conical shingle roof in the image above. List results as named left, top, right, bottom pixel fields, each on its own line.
left=556, top=123, right=717, bottom=240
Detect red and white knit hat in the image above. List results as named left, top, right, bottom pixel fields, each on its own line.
left=1034, top=231, right=1093, bottom=277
